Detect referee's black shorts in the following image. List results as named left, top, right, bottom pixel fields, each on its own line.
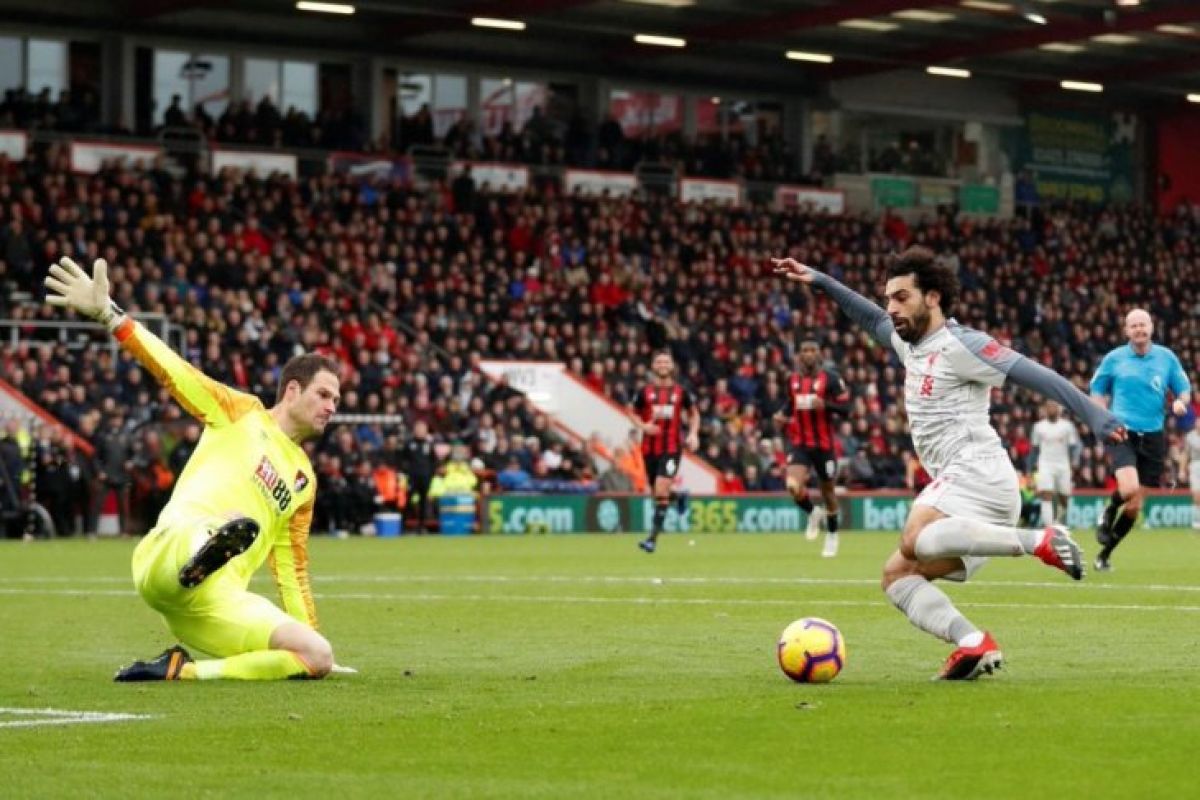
left=1110, top=430, right=1166, bottom=487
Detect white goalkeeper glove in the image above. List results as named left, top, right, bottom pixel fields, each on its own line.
left=43, top=257, right=126, bottom=330
left=331, top=663, right=359, bottom=675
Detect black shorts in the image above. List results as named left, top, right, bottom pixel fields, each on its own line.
left=1110, top=431, right=1166, bottom=488
left=787, top=446, right=838, bottom=483
left=642, top=452, right=682, bottom=482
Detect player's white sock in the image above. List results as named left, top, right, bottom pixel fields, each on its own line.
left=1041, top=499, right=1054, bottom=525
left=957, top=631, right=985, bottom=648
left=885, top=575, right=978, bottom=645
left=914, top=516, right=1040, bottom=560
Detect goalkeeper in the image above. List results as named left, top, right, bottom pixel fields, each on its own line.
left=45, top=256, right=342, bottom=681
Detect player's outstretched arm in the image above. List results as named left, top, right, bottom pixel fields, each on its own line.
left=1008, top=356, right=1126, bottom=444
left=955, top=327, right=1126, bottom=445
left=771, top=258, right=895, bottom=348
left=44, top=256, right=258, bottom=428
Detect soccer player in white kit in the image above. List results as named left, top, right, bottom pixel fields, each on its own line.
left=1186, top=427, right=1200, bottom=530
left=773, top=247, right=1126, bottom=680
left=1030, top=402, right=1080, bottom=525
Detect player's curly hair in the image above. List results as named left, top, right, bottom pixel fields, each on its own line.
left=276, top=353, right=340, bottom=403
left=886, top=245, right=959, bottom=315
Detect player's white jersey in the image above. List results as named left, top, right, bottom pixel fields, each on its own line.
left=1031, top=418, right=1080, bottom=468
left=1187, top=430, right=1200, bottom=490
left=892, top=321, right=1010, bottom=477
left=1187, top=429, right=1200, bottom=464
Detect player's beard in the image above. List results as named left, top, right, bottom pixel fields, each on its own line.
left=894, top=306, right=932, bottom=343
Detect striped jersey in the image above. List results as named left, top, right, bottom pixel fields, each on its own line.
left=633, top=383, right=694, bottom=457
left=785, top=369, right=849, bottom=450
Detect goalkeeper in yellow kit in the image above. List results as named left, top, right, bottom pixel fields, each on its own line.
left=45, top=256, right=342, bottom=681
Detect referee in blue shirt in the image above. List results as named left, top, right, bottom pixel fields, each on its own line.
left=1090, top=309, right=1191, bottom=571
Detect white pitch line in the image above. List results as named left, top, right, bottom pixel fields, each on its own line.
left=0, top=588, right=133, bottom=597
left=3, top=574, right=1200, bottom=593
left=0, top=707, right=153, bottom=730
left=6, top=586, right=1191, bottom=614
left=308, top=591, right=1200, bottom=614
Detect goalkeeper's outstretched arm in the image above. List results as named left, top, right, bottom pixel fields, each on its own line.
left=44, top=257, right=259, bottom=427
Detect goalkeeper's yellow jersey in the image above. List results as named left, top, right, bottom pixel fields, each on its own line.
left=115, top=318, right=320, bottom=629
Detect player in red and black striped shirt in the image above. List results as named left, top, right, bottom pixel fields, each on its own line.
left=630, top=350, right=699, bottom=553
left=777, top=338, right=850, bottom=557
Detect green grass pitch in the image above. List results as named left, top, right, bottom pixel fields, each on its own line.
left=1, top=531, right=1197, bottom=798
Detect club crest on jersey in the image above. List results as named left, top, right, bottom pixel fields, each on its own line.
left=253, top=455, right=293, bottom=512
left=294, top=470, right=309, bottom=493
left=980, top=340, right=1012, bottom=360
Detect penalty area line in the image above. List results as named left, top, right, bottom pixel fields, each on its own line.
left=5, top=574, right=1200, bottom=594
left=312, top=591, right=1200, bottom=614
left=0, top=707, right=155, bottom=729
left=0, top=587, right=1198, bottom=613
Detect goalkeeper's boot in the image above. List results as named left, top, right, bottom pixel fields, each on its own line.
left=179, top=517, right=260, bottom=588
left=114, top=645, right=192, bottom=682
left=1034, top=524, right=1085, bottom=581
left=935, top=632, right=1002, bottom=681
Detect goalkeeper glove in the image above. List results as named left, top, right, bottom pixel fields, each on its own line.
left=44, top=257, right=126, bottom=330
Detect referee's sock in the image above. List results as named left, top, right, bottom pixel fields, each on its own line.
left=1108, top=508, right=1138, bottom=550
left=1101, top=490, right=1123, bottom=531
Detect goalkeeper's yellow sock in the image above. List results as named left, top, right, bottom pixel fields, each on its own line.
left=180, top=650, right=312, bottom=681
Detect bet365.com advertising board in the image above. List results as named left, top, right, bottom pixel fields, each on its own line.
left=484, top=493, right=1195, bottom=534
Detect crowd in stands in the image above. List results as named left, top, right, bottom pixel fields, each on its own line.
left=1, top=86, right=103, bottom=135
left=1, top=139, right=1198, bottom=535
left=161, top=94, right=370, bottom=153
left=412, top=104, right=813, bottom=183
left=5, top=80, right=814, bottom=183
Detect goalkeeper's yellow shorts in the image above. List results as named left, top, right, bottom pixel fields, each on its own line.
left=131, top=521, right=292, bottom=658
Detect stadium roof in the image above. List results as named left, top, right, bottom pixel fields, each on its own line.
left=7, top=0, right=1200, bottom=101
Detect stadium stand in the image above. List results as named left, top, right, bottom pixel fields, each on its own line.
left=1, top=140, right=1198, bottom=535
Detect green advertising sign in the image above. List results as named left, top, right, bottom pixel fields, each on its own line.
left=485, top=493, right=1192, bottom=534
left=871, top=177, right=916, bottom=209
left=485, top=496, right=587, bottom=534
left=1014, top=110, right=1135, bottom=204
left=960, top=184, right=1000, bottom=214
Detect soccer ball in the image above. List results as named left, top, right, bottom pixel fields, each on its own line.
left=777, top=617, right=846, bottom=683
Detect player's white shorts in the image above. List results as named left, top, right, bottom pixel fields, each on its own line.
left=914, top=454, right=1020, bottom=583
left=1036, top=464, right=1073, bottom=496
left=1190, top=463, right=1200, bottom=493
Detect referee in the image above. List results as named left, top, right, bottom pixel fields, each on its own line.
left=1090, top=309, right=1191, bottom=572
